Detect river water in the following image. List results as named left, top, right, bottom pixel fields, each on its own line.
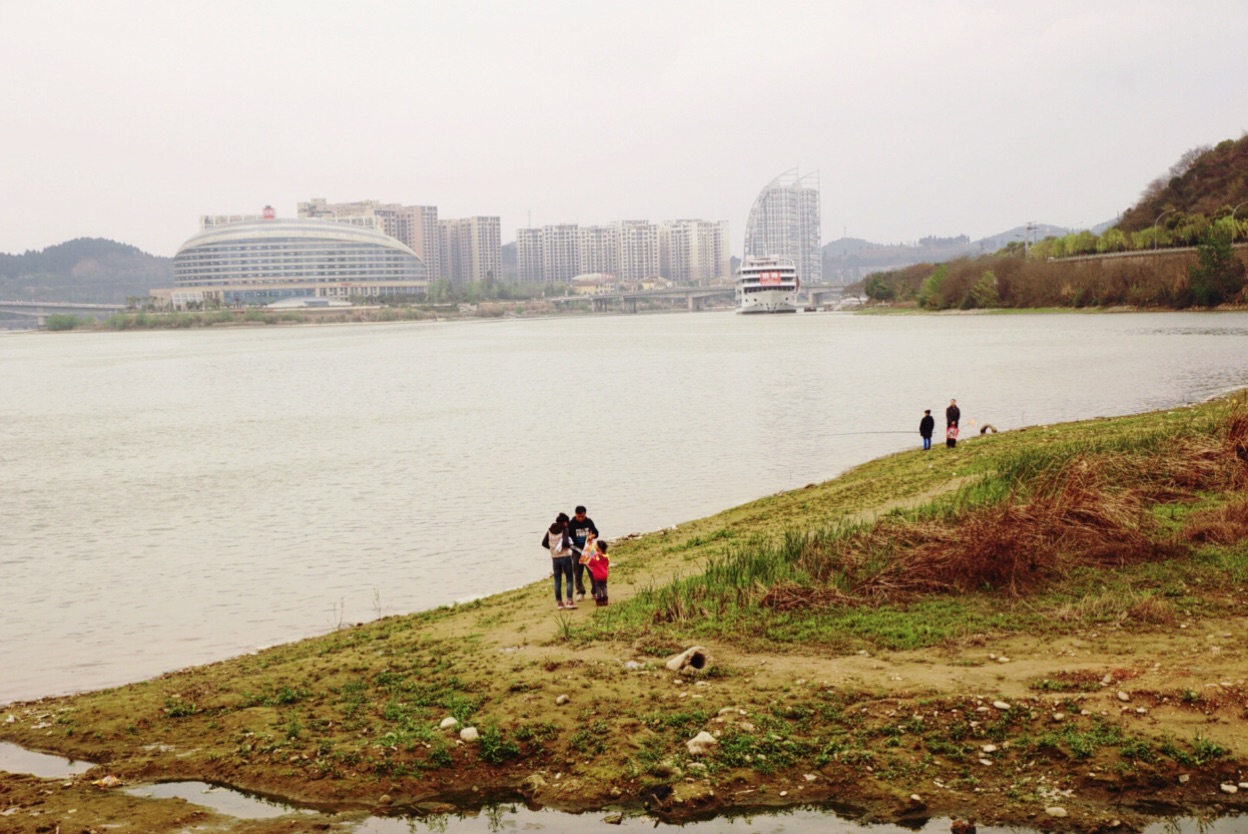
left=2, top=310, right=1248, bottom=705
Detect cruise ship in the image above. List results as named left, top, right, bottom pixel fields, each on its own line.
left=735, top=256, right=799, bottom=313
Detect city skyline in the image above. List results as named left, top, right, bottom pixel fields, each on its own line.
left=3, top=2, right=1248, bottom=258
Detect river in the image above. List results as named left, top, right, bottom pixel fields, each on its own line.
left=2, top=310, right=1247, bottom=705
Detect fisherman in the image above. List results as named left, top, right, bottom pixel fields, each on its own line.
left=919, top=409, right=935, bottom=450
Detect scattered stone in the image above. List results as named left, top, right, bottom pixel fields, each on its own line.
left=459, top=727, right=479, bottom=742
left=981, top=744, right=998, bottom=753
left=1052, top=713, right=1066, bottom=722
left=687, top=731, right=719, bottom=756
left=992, top=701, right=1011, bottom=710
left=1179, top=774, right=1190, bottom=784
left=1101, top=674, right=1114, bottom=686
left=979, top=759, right=993, bottom=766
left=1136, top=707, right=1147, bottom=714
left=604, top=813, right=624, bottom=825
left=521, top=774, right=547, bottom=793
left=1117, top=691, right=1130, bottom=702
left=910, top=794, right=922, bottom=803
left=623, top=661, right=644, bottom=670
left=556, top=694, right=570, bottom=705
left=379, top=794, right=393, bottom=805
left=666, top=646, right=712, bottom=675
left=804, top=773, right=817, bottom=782
left=1240, top=782, right=1248, bottom=790
left=439, top=717, right=458, bottom=730
left=1046, top=806, right=1068, bottom=817
left=718, top=707, right=737, bottom=716
left=1221, top=783, right=1239, bottom=795
left=91, top=775, right=121, bottom=788
left=610, top=787, right=621, bottom=797
left=688, top=762, right=707, bottom=773
left=996, top=656, right=1011, bottom=664
left=779, top=790, right=788, bottom=797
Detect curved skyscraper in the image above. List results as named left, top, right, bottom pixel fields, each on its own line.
left=744, top=169, right=822, bottom=283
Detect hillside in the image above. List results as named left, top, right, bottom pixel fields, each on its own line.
left=2, top=395, right=1248, bottom=832
left=0, top=237, right=172, bottom=304
left=1119, top=135, right=1248, bottom=233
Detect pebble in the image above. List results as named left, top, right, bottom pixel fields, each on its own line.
left=1117, top=691, right=1130, bottom=702
left=556, top=694, right=570, bottom=705
left=992, top=701, right=1011, bottom=710
left=1052, top=713, right=1066, bottom=722
left=379, top=794, right=393, bottom=805
left=439, top=717, right=458, bottom=730
left=1179, top=775, right=1190, bottom=784
left=1046, top=807, right=1068, bottom=817
left=996, top=656, right=1011, bottom=664
left=779, top=791, right=788, bottom=797
left=981, top=744, right=998, bottom=753
left=1221, top=784, right=1238, bottom=794
left=460, top=727, right=479, bottom=742
left=1240, top=782, right=1248, bottom=790
left=979, top=759, right=993, bottom=766
left=910, top=794, right=922, bottom=803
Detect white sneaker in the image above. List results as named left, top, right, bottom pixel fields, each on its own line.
left=577, top=593, right=586, bottom=602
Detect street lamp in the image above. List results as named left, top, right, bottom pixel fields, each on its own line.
left=1153, top=208, right=1177, bottom=253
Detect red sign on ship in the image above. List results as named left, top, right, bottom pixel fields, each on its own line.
left=759, top=271, right=782, bottom=286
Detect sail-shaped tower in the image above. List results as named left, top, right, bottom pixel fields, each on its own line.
left=743, top=169, right=822, bottom=283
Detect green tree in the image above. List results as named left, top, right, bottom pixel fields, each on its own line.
left=1188, top=226, right=1246, bottom=306
left=917, top=265, right=948, bottom=309
left=962, top=270, right=999, bottom=309
left=863, top=274, right=894, bottom=301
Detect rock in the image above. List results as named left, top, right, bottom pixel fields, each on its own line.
left=1101, top=674, right=1114, bottom=686
left=379, top=794, right=393, bottom=805
left=1179, top=774, right=1190, bottom=784
left=981, top=744, right=998, bottom=753
left=666, top=646, right=712, bottom=675
left=688, top=762, right=707, bottom=773
left=604, top=813, right=624, bottom=825
left=91, top=775, right=121, bottom=788
left=1052, top=713, right=1066, bottom=722
left=996, top=656, right=1011, bottom=663
left=1117, top=691, right=1130, bottom=702
left=1221, top=783, right=1239, bottom=794
left=1240, top=782, right=1248, bottom=790
left=623, top=661, right=643, bottom=670
left=910, top=793, right=923, bottom=803
left=556, top=694, right=570, bottom=705
left=459, top=727, right=479, bottom=742
left=521, top=774, right=547, bottom=793
left=992, top=701, right=1011, bottom=710
left=718, top=707, right=738, bottom=716
left=979, top=759, right=993, bottom=766
left=804, top=773, right=817, bottom=781
left=687, top=731, right=719, bottom=756
left=1046, top=806, right=1068, bottom=817
left=439, top=717, right=459, bottom=730
left=610, top=787, right=622, bottom=797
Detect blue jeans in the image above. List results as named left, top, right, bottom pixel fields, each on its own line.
left=552, top=556, right=575, bottom=604
left=922, top=436, right=932, bottom=450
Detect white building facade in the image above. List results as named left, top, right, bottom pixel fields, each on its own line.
left=743, top=169, right=822, bottom=283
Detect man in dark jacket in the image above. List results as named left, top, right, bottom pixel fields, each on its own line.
left=568, top=505, right=599, bottom=601
left=946, top=399, right=961, bottom=429
left=919, top=409, right=935, bottom=450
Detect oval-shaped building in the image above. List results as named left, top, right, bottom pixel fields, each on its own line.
left=168, top=217, right=428, bottom=307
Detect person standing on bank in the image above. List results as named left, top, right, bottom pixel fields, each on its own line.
left=543, top=512, right=577, bottom=610
left=946, top=422, right=959, bottom=449
left=568, top=505, right=599, bottom=602
left=919, top=409, right=935, bottom=451
left=946, top=399, right=961, bottom=430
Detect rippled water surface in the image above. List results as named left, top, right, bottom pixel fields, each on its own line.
left=2, top=311, right=1247, bottom=703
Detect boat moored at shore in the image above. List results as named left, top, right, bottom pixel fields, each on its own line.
left=735, top=256, right=799, bottom=313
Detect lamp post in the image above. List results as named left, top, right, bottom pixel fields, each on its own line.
left=1153, top=208, right=1177, bottom=253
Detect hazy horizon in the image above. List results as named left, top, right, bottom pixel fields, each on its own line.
left=2, top=1, right=1246, bottom=258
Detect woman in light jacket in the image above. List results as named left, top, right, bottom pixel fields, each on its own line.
left=545, top=512, right=577, bottom=609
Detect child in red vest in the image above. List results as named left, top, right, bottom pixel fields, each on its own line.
left=587, top=540, right=611, bottom=606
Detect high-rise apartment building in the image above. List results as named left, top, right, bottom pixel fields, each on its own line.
left=615, top=220, right=660, bottom=283
left=516, top=228, right=543, bottom=283
left=438, top=217, right=502, bottom=285
left=579, top=225, right=619, bottom=278
left=539, top=224, right=580, bottom=284
left=659, top=219, right=729, bottom=284
left=744, top=169, right=822, bottom=283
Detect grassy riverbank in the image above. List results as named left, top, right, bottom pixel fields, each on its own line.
left=4, top=394, right=1248, bottom=832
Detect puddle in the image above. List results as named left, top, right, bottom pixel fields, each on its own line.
left=0, top=741, right=95, bottom=778
left=125, top=781, right=306, bottom=820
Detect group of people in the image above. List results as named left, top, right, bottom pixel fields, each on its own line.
left=919, top=398, right=961, bottom=450
left=542, top=505, right=610, bottom=610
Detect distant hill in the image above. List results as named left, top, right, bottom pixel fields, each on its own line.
left=0, top=238, right=172, bottom=303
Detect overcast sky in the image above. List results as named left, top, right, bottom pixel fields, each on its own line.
left=2, top=0, right=1246, bottom=258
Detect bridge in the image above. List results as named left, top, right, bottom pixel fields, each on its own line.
left=0, top=300, right=127, bottom=328
left=552, top=286, right=736, bottom=313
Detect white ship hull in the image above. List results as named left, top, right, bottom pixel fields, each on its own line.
left=737, top=288, right=798, bottom=313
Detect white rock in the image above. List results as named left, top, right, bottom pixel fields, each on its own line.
left=804, top=773, right=817, bottom=782
left=460, top=727, right=479, bottom=742
left=981, top=744, right=998, bottom=753
left=1117, top=691, right=1130, bottom=702
left=979, top=759, right=993, bottom=766
left=910, top=794, right=922, bottom=802
left=996, top=656, right=1011, bottom=664
left=1240, top=782, right=1248, bottom=790
left=1179, top=774, right=1190, bottom=784
left=556, top=694, right=570, bottom=705
left=1052, top=713, right=1066, bottom=722
left=439, top=717, right=458, bottom=730
left=687, top=731, right=718, bottom=756
left=1220, top=783, right=1238, bottom=794
left=993, top=701, right=1011, bottom=710
left=1046, top=806, right=1068, bottom=817
left=779, top=790, right=788, bottom=797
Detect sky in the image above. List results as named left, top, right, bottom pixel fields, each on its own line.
left=2, top=0, right=1247, bottom=258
